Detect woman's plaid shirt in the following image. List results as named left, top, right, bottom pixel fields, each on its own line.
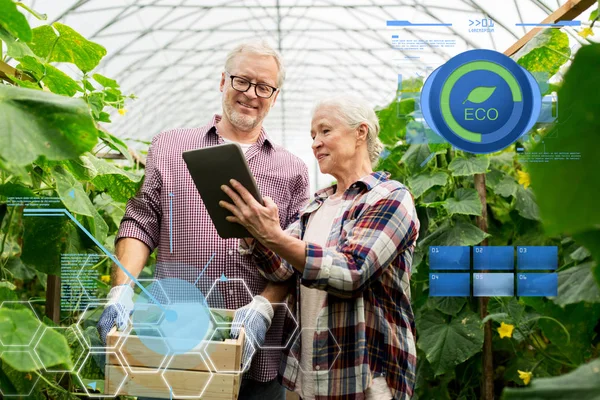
left=252, top=172, right=419, bottom=400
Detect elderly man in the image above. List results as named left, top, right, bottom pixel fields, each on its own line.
left=97, top=40, right=309, bottom=400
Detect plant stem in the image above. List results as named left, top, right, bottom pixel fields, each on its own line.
left=15, top=2, right=47, bottom=20
left=530, top=358, right=544, bottom=373
left=475, top=171, right=494, bottom=400
left=0, top=207, right=15, bottom=261
left=515, top=325, right=577, bottom=368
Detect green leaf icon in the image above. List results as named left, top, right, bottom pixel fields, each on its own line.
left=463, top=86, right=496, bottom=104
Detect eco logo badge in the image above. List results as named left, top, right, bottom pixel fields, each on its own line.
left=421, top=49, right=541, bottom=153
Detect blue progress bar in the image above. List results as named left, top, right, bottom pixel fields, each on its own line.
left=23, top=213, right=65, bottom=216
left=387, top=20, right=452, bottom=27
left=516, top=21, right=581, bottom=27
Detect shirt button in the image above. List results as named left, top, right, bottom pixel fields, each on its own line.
left=228, top=250, right=234, bottom=255
left=315, top=366, right=320, bottom=371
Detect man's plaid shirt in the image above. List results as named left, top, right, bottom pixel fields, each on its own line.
left=116, top=115, right=310, bottom=382
left=252, top=172, right=419, bottom=399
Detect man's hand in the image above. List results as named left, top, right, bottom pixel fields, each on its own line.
left=230, top=295, right=274, bottom=371
left=97, top=285, right=134, bottom=345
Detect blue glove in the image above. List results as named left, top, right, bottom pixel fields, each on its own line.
left=97, top=285, right=134, bottom=345
left=230, top=295, right=274, bottom=372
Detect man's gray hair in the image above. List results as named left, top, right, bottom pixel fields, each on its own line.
left=313, top=96, right=384, bottom=166
left=224, top=40, right=286, bottom=88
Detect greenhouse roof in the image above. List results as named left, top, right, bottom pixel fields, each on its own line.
left=20, top=0, right=597, bottom=189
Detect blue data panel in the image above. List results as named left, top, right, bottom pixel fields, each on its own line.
left=517, top=273, right=558, bottom=297
left=517, top=246, right=558, bottom=270
left=429, top=246, right=470, bottom=270
left=473, top=246, right=514, bottom=270
left=429, top=273, right=470, bottom=297
left=473, top=273, right=514, bottom=296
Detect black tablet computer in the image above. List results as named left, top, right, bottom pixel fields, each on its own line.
left=182, top=143, right=263, bottom=239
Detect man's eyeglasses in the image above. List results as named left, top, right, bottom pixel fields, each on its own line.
left=226, top=72, right=278, bottom=99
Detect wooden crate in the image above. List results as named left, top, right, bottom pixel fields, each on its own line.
left=105, top=309, right=244, bottom=399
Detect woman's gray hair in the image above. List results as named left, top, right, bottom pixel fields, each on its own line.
left=313, top=96, right=384, bottom=165
left=224, top=40, right=286, bottom=88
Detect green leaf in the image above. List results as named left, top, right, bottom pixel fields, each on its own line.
left=0, top=85, right=98, bottom=166
left=80, top=154, right=142, bottom=203
left=487, top=170, right=519, bottom=198
left=21, top=213, right=67, bottom=275
left=501, top=359, right=600, bottom=399
left=485, top=169, right=503, bottom=189
left=97, top=129, right=134, bottom=164
left=448, top=156, right=490, bottom=176
left=0, top=0, right=31, bottom=42
left=514, top=186, right=540, bottom=221
left=51, top=23, right=106, bottom=73
left=572, top=230, right=600, bottom=286
left=495, top=176, right=519, bottom=198
left=5, top=257, right=36, bottom=280
left=34, top=326, right=72, bottom=370
left=0, top=27, right=33, bottom=58
left=11, top=77, right=41, bottom=90
left=463, top=86, right=496, bottom=104
left=416, top=308, right=484, bottom=376
left=569, top=246, right=591, bottom=262
left=401, top=144, right=431, bottom=172
left=528, top=44, right=600, bottom=240
left=52, top=165, right=109, bottom=243
left=553, top=263, right=600, bottom=306
left=421, top=219, right=490, bottom=247
left=52, top=166, right=94, bottom=217
left=427, top=297, right=466, bottom=316
left=516, top=29, right=571, bottom=78
left=443, top=188, right=483, bottom=216
left=591, top=9, right=598, bottom=21
left=29, top=23, right=107, bottom=73
left=522, top=297, right=600, bottom=365
left=376, top=98, right=415, bottom=146
left=0, top=307, right=41, bottom=347
left=28, top=25, right=56, bottom=58
left=16, top=55, right=44, bottom=80
left=407, top=171, right=448, bottom=198
left=0, top=284, right=18, bottom=301
left=0, top=182, right=35, bottom=197
left=42, top=64, right=82, bottom=97
left=92, top=73, right=119, bottom=88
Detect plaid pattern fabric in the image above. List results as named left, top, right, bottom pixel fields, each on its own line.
left=116, top=115, right=310, bottom=381
left=253, top=172, right=419, bottom=399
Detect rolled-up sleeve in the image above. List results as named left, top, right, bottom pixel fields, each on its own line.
left=115, top=135, right=163, bottom=251
left=253, top=219, right=303, bottom=282
left=284, top=162, right=310, bottom=228
left=301, top=187, right=418, bottom=299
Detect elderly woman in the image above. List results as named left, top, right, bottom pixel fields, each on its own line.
left=221, top=96, right=419, bottom=400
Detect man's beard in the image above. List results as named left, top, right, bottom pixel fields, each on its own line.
left=223, top=97, right=263, bottom=131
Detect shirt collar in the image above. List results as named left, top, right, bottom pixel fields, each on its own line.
left=313, top=171, right=391, bottom=200
left=204, top=114, right=274, bottom=149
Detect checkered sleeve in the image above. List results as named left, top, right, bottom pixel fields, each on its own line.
left=253, top=219, right=302, bottom=282
left=301, top=187, right=418, bottom=298
left=284, top=163, right=310, bottom=228
left=115, top=134, right=163, bottom=251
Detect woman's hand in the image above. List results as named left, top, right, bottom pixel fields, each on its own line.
left=219, top=179, right=283, bottom=246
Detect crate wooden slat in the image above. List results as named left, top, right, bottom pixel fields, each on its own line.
left=105, top=308, right=244, bottom=399
left=107, top=328, right=245, bottom=372
left=106, top=364, right=241, bottom=399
